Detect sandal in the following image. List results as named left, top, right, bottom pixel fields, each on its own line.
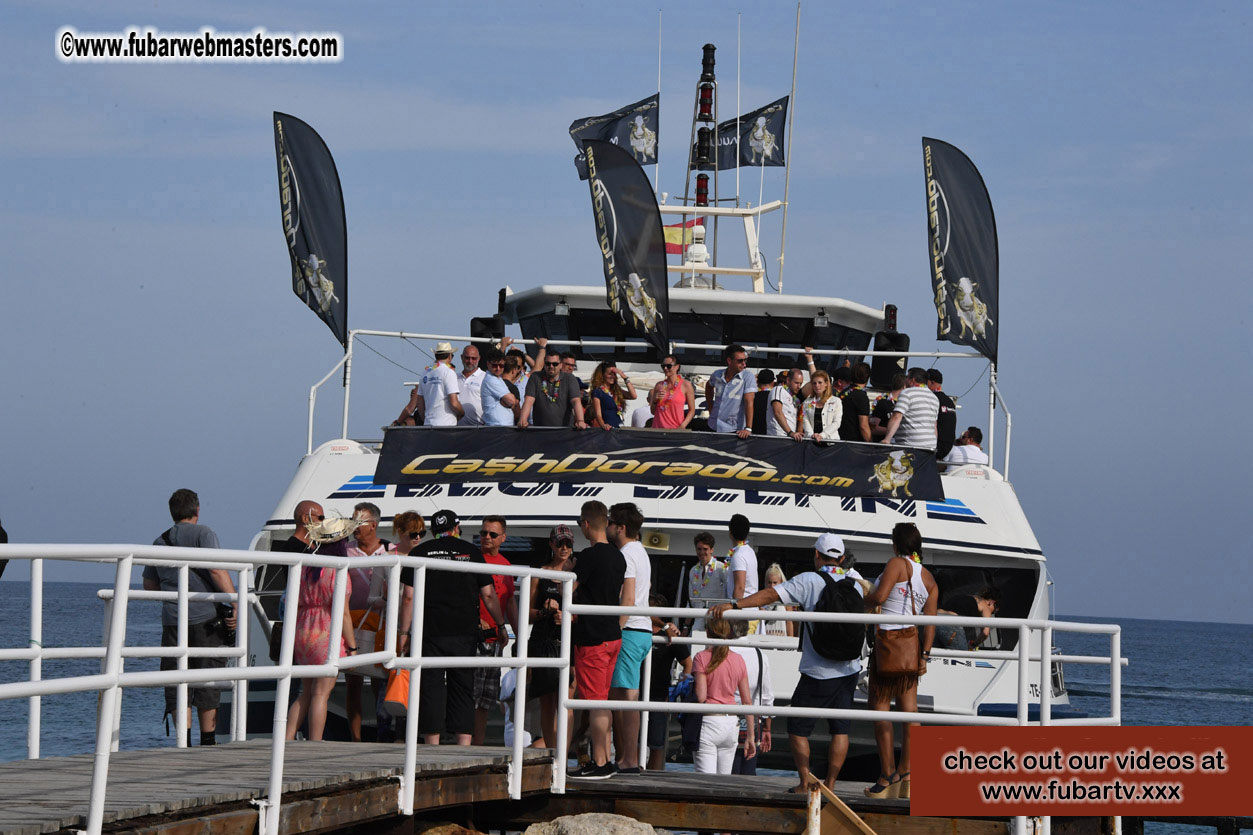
left=895, top=771, right=911, bottom=799
left=863, top=773, right=900, bottom=799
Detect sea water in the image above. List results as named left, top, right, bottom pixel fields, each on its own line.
left=2, top=582, right=1250, bottom=830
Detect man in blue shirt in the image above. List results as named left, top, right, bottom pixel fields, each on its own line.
left=704, top=344, right=757, bottom=438
left=708, top=533, right=863, bottom=792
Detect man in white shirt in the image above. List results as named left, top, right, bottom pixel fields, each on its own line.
left=457, top=343, right=486, bottom=426
left=881, top=367, right=939, bottom=449
left=941, top=426, right=990, bottom=466
left=725, top=514, right=758, bottom=602
left=410, top=342, right=463, bottom=426
left=767, top=368, right=805, bottom=440
left=607, top=502, right=651, bottom=775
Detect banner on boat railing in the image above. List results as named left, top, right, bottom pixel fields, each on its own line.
left=273, top=112, right=348, bottom=349
left=584, top=139, right=671, bottom=357
left=374, top=428, right=944, bottom=500
left=922, top=138, right=999, bottom=364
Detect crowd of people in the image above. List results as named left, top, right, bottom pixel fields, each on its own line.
left=148, top=487, right=987, bottom=799
left=389, top=339, right=989, bottom=466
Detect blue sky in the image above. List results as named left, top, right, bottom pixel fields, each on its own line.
left=2, top=2, right=1250, bottom=623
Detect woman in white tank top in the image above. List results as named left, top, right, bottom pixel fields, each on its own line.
left=861, top=523, right=939, bottom=800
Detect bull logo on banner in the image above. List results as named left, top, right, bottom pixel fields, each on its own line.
left=870, top=450, right=916, bottom=498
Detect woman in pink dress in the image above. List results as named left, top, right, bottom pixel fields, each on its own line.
left=649, top=355, right=695, bottom=429
left=285, top=539, right=357, bottom=741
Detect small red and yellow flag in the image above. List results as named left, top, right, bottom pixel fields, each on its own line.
left=664, top=217, right=704, bottom=254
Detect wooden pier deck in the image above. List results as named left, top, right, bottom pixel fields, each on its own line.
left=2, top=743, right=1115, bottom=835
left=0, top=741, right=552, bottom=835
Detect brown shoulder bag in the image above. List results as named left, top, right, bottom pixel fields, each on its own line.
left=875, top=559, right=922, bottom=677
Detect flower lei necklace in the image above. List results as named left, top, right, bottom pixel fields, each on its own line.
left=540, top=376, right=562, bottom=403
left=907, top=552, right=922, bottom=564
left=727, top=541, right=746, bottom=558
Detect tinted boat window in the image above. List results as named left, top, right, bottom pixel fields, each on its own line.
left=520, top=310, right=872, bottom=368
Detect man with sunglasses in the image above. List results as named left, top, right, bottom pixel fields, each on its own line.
left=271, top=499, right=325, bottom=553
left=519, top=352, right=588, bottom=429
left=472, top=515, right=519, bottom=744
left=705, top=344, right=756, bottom=439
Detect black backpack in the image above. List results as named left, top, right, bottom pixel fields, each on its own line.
left=802, top=572, right=864, bottom=661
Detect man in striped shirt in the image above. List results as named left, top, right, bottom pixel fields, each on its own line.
left=881, top=367, right=939, bottom=449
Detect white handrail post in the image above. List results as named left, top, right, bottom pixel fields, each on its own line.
left=86, top=554, right=132, bottom=835
left=28, top=557, right=43, bottom=759
left=1004, top=408, right=1013, bottom=481
left=235, top=567, right=251, bottom=742
left=176, top=565, right=189, bottom=748
left=400, top=564, right=426, bottom=816
left=1040, top=626, right=1052, bottom=726
left=327, top=565, right=348, bottom=666
left=262, top=560, right=303, bottom=835
left=340, top=335, right=354, bottom=440
left=1016, top=625, right=1030, bottom=726
left=552, top=577, right=573, bottom=794
left=638, top=647, right=652, bottom=770
left=510, top=575, right=533, bottom=800
left=987, top=363, right=997, bottom=467
left=1110, top=628, right=1121, bottom=726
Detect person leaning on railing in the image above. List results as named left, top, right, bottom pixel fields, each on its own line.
left=518, top=352, right=587, bottom=429
left=801, top=371, right=843, bottom=444
left=708, top=533, right=865, bottom=794
left=481, top=350, right=523, bottom=426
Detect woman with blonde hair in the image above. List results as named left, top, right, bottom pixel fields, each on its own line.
left=692, top=617, right=755, bottom=774
left=862, top=522, right=939, bottom=799
left=589, top=361, right=637, bottom=430
left=802, top=370, right=843, bottom=443
left=762, top=563, right=796, bottom=637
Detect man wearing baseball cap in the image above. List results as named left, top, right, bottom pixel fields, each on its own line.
left=398, top=509, right=508, bottom=745
left=707, top=532, right=865, bottom=793
left=396, top=342, right=464, bottom=427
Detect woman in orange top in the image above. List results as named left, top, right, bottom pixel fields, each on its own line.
left=649, top=355, right=695, bottom=429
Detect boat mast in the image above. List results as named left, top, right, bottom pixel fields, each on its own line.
left=681, top=44, right=720, bottom=271
left=777, top=1, right=801, bottom=293
left=655, top=10, right=662, bottom=193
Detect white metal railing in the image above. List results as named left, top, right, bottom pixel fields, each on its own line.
left=556, top=603, right=1123, bottom=799
left=0, top=544, right=574, bottom=835
left=310, top=328, right=1009, bottom=467
left=1, top=546, right=1111, bottom=833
